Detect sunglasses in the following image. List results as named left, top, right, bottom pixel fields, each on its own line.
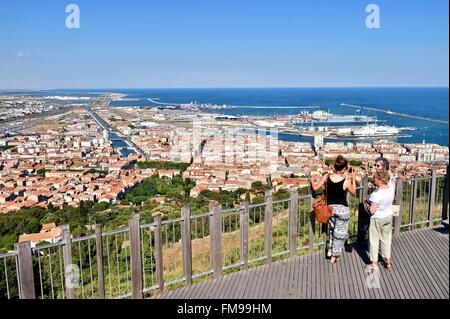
left=375, top=164, right=383, bottom=168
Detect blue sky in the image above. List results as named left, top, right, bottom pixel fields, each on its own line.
left=0, top=0, right=448, bottom=89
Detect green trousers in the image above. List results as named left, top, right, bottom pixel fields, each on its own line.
left=368, top=215, right=393, bottom=262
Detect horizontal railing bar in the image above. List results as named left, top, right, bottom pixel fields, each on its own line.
left=192, top=270, right=213, bottom=279
left=32, top=241, right=65, bottom=252
left=142, top=284, right=159, bottom=293
left=248, top=255, right=267, bottom=264
left=190, top=212, right=212, bottom=219
left=272, top=250, right=290, bottom=258
left=221, top=208, right=240, bottom=214
left=223, top=262, right=244, bottom=270
left=164, top=277, right=186, bottom=287
left=140, top=222, right=157, bottom=229
left=102, top=227, right=129, bottom=237
left=414, top=220, right=430, bottom=225
left=0, top=251, right=18, bottom=259
left=296, top=245, right=310, bottom=251
left=112, top=293, right=132, bottom=299
left=72, top=234, right=96, bottom=243
left=248, top=202, right=266, bottom=209
left=161, top=217, right=184, bottom=225
left=272, top=199, right=290, bottom=205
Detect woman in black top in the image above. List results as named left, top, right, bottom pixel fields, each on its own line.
left=310, top=155, right=356, bottom=264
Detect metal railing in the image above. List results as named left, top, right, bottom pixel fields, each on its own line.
left=1, top=167, right=448, bottom=299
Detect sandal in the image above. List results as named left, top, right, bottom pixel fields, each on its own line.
left=366, top=264, right=378, bottom=272
left=330, top=256, right=341, bottom=264
left=383, top=258, right=392, bottom=272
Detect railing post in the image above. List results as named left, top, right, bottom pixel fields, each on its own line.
left=289, top=189, right=298, bottom=258
left=442, top=165, right=449, bottom=222
left=394, top=178, right=403, bottom=236
left=62, top=225, right=75, bottom=299
left=181, top=206, right=192, bottom=288
left=428, top=170, right=437, bottom=228
left=240, top=201, right=249, bottom=270
left=209, top=201, right=222, bottom=279
left=129, top=214, right=143, bottom=299
left=264, top=191, right=273, bottom=263
left=95, top=225, right=105, bottom=299
left=154, top=213, right=164, bottom=294
left=14, top=241, right=35, bottom=299
left=357, top=176, right=369, bottom=243
left=410, top=178, right=418, bottom=230
left=308, top=195, right=315, bottom=253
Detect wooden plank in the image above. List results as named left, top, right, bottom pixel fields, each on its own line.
left=152, top=227, right=449, bottom=300
left=154, top=214, right=164, bottom=295
left=189, top=277, right=209, bottom=299
left=341, top=252, right=351, bottom=298
left=235, top=266, right=252, bottom=299
left=428, top=171, right=437, bottom=227
left=14, top=241, right=35, bottom=299
left=290, top=256, right=300, bottom=299
left=95, top=225, right=105, bottom=299
left=240, top=202, right=249, bottom=270
left=308, top=198, right=315, bottom=252
left=382, top=237, right=405, bottom=299
left=390, top=235, right=414, bottom=298
left=394, top=233, right=423, bottom=298
left=409, top=230, right=447, bottom=298
left=197, top=273, right=218, bottom=299
left=442, top=165, right=449, bottom=221
left=264, top=191, right=273, bottom=263
left=129, top=214, right=143, bottom=299
left=285, top=258, right=295, bottom=298
left=402, top=232, right=435, bottom=298
left=289, top=190, right=299, bottom=257
left=61, top=225, right=75, bottom=299
left=388, top=237, right=410, bottom=298
left=394, top=179, right=403, bottom=235
left=247, top=267, right=261, bottom=299
left=423, top=229, right=450, bottom=279
left=210, top=202, right=222, bottom=279
left=410, top=179, right=418, bottom=230
left=350, top=243, right=369, bottom=299
left=181, top=206, right=193, bottom=288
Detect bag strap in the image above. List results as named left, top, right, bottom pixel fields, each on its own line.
left=324, top=174, right=329, bottom=205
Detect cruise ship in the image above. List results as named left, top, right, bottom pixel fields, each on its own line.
left=352, top=124, right=400, bottom=137
left=311, top=110, right=376, bottom=123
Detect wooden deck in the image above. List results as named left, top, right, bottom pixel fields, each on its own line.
left=155, top=227, right=449, bottom=299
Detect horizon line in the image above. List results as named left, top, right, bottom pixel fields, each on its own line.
left=1, top=85, right=449, bottom=91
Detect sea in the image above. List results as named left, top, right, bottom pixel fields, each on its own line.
left=2, top=87, right=448, bottom=146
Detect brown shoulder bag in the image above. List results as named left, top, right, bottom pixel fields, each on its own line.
left=312, top=175, right=333, bottom=224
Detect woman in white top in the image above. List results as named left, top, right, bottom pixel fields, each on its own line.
left=366, top=171, right=395, bottom=271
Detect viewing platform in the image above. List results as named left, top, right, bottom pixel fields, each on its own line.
left=1, top=169, right=448, bottom=300
left=155, top=227, right=449, bottom=299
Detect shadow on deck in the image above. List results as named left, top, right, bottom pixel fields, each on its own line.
left=155, top=227, right=449, bottom=299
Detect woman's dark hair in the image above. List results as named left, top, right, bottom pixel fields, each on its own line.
left=333, top=155, right=348, bottom=172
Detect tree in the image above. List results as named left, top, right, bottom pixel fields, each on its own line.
left=23, top=218, right=41, bottom=234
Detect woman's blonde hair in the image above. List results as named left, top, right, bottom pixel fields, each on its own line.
left=373, top=171, right=390, bottom=185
